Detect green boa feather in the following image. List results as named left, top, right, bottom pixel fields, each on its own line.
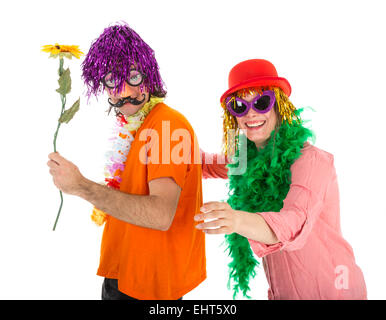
left=225, top=108, right=315, bottom=299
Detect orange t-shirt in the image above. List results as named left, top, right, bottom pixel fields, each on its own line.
left=97, top=103, right=206, bottom=300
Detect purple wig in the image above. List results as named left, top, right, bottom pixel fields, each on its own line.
left=82, top=22, right=167, bottom=99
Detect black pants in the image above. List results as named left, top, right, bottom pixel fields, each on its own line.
left=102, top=278, right=138, bottom=300
left=101, top=278, right=183, bottom=300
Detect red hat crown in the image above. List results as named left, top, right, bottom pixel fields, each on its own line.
left=220, top=59, right=291, bottom=102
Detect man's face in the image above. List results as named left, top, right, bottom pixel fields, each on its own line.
left=106, top=83, right=149, bottom=117
left=104, top=66, right=150, bottom=117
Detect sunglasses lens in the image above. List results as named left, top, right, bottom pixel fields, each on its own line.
left=228, top=99, right=247, bottom=115
left=254, top=95, right=271, bottom=111
left=103, top=72, right=117, bottom=88
left=128, top=70, right=144, bottom=86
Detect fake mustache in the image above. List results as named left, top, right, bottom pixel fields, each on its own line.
left=108, top=94, right=146, bottom=108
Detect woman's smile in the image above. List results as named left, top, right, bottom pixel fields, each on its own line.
left=244, top=120, right=266, bottom=129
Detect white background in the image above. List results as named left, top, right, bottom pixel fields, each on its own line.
left=0, top=0, right=385, bottom=299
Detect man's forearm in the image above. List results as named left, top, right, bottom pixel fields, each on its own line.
left=77, top=178, right=170, bottom=230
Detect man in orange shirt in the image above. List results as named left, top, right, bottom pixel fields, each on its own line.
left=47, top=22, right=225, bottom=300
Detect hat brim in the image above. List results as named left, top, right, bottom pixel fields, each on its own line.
left=220, top=76, right=292, bottom=103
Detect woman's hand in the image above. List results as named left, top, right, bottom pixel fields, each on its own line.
left=194, top=201, right=241, bottom=235
left=194, top=201, right=280, bottom=244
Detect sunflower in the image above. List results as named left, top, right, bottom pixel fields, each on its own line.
left=41, top=43, right=83, bottom=59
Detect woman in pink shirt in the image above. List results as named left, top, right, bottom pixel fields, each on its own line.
left=195, top=59, right=367, bottom=300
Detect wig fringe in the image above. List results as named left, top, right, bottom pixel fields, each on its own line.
left=82, top=22, right=166, bottom=99
left=221, top=87, right=300, bottom=157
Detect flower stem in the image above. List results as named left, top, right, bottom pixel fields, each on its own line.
left=52, top=190, right=63, bottom=231
left=53, top=94, right=66, bottom=152
left=58, top=57, right=64, bottom=76
left=52, top=58, right=66, bottom=231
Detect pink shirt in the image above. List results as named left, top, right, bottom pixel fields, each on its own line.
left=202, top=143, right=367, bottom=300
left=201, top=150, right=228, bottom=179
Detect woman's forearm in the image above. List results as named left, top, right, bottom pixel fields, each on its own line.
left=235, top=210, right=279, bottom=245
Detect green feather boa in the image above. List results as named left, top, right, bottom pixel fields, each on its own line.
left=225, top=109, right=315, bottom=299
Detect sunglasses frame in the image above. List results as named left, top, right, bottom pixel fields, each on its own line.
left=102, top=69, right=146, bottom=89
left=225, top=90, right=276, bottom=117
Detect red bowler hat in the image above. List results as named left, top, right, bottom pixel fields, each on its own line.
left=220, top=59, right=291, bottom=102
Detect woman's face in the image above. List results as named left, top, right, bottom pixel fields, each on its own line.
left=235, top=92, right=278, bottom=148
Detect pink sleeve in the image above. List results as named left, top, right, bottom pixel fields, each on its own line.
left=200, top=149, right=229, bottom=179
left=248, top=148, right=335, bottom=257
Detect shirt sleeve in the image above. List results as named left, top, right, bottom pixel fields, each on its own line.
left=248, top=148, right=335, bottom=257
left=200, top=149, right=229, bottom=179
left=145, top=117, right=193, bottom=190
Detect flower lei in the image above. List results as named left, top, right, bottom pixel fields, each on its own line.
left=91, top=96, right=164, bottom=226
left=225, top=108, right=315, bottom=299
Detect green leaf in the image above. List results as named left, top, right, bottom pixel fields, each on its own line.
left=56, top=68, right=71, bottom=95
left=59, top=98, right=80, bottom=124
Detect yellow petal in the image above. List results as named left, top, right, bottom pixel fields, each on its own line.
left=41, top=44, right=83, bottom=59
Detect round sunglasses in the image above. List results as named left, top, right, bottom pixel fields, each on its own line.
left=102, top=69, right=146, bottom=88
left=225, top=90, right=276, bottom=117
